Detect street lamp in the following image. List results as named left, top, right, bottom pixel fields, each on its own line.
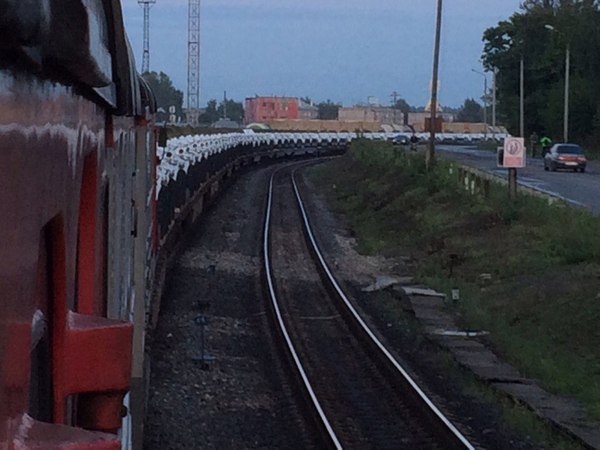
left=545, top=24, right=570, bottom=143
left=520, top=57, right=525, bottom=138
left=471, top=69, right=488, bottom=135
left=492, top=68, right=497, bottom=133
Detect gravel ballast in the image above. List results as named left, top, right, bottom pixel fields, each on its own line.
left=144, top=165, right=315, bottom=449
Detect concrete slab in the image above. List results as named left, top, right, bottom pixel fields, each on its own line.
left=362, top=275, right=412, bottom=292
left=493, top=382, right=600, bottom=449
left=403, top=285, right=600, bottom=449
left=430, top=330, right=489, bottom=337
left=402, top=286, right=447, bottom=298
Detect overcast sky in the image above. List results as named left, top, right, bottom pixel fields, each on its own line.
left=121, top=0, right=523, bottom=108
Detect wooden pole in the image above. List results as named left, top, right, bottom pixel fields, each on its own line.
left=427, top=0, right=443, bottom=170
left=509, top=57, right=524, bottom=199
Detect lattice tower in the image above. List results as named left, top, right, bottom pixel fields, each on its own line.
left=138, top=0, right=156, bottom=74
left=187, top=0, right=201, bottom=124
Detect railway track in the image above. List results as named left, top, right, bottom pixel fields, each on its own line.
left=262, top=162, right=476, bottom=449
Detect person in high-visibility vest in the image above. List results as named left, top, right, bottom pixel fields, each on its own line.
left=540, top=135, right=552, bottom=157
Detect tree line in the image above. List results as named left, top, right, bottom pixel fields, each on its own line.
left=139, top=74, right=349, bottom=124
left=142, top=70, right=488, bottom=126
left=142, top=71, right=246, bottom=124
left=482, top=0, right=600, bottom=144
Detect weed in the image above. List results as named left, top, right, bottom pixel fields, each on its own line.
left=308, top=140, right=600, bottom=421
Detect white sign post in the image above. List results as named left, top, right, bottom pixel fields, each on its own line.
left=502, top=137, right=525, bottom=198
left=503, top=137, right=526, bottom=168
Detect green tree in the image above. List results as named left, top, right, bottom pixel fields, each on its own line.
left=482, top=1, right=600, bottom=142
left=457, top=98, right=484, bottom=122
left=217, top=99, right=244, bottom=123
left=199, top=100, right=219, bottom=124
left=142, top=71, right=184, bottom=122
left=198, top=99, right=245, bottom=124
left=317, top=100, right=340, bottom=120
left=392, top=98, right=413, bottom=115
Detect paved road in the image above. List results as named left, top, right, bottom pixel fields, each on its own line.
left=437, top=145, right=600, bottom=215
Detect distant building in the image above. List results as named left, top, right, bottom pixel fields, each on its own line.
left=407, top=111, right=455, bottom=131
left=299, top=100, right=319, bottom=120
left=338, top=106, right=404, bottom=125
left=244, top=96, right=299, bottom=124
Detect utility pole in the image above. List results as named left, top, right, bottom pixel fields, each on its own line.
left=223, top=90, right=227, bottom=119
left=545, top=24, right=570, bottom=143
left=508, top=57, right=524, bottom=200
left=187, top=0, right=201, bottom=126
left=471, top=69, right=488, bottom=137
left=138, top=0, right=156, bottom=74
left=564, top=43, right=570, bottom=142
left=492, top=68, right=497, bottom=136
left=484, top=76, right=488, bottom=135
left=519, top=57, right=524, bottom=139
left=427, top=0, right=443, bottom=170
left=390, top=91, right=399, bottom=106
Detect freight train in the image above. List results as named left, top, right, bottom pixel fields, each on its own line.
left=0, top=1, right=157, bottom=448
left=0, top=1, right=355, bottom=448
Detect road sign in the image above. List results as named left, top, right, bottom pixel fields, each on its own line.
left=503, top=137, right=526, bottom=168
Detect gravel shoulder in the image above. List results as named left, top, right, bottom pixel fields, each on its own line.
left=144, top=164, right=316, bottom=449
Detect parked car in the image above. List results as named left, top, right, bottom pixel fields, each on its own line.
left=543, top=143, right=587, bottom=172
left=392, top=134, right=409, bottom=145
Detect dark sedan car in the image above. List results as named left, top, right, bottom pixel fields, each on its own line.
left=392, top=134, right=409, bottom=145
left=544, top=143, right=587, bottom=172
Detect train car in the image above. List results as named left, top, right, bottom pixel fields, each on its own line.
left=0, top=1, right=156, bottom=448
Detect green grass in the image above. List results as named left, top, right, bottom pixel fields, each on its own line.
left=309, top=139, right=600, bottom=420
left=464, top=380, right=586, bottom=450
left=355, top=282, right=584, bottom=448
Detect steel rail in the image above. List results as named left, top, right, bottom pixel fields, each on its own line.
left=262, top=167, right=343, bottom=450
left=291, top=167, right=476, bottom=450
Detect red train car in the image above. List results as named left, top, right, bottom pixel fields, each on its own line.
left=0, top=1, right=157, bottom=448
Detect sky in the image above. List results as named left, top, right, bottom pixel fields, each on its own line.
left=121, top=0, right=524, bottom=109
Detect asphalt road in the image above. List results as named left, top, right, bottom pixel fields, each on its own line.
left=437, top=145, right=600, bottom=215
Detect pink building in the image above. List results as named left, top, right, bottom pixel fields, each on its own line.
left=244, top=96, right=299, bottom=124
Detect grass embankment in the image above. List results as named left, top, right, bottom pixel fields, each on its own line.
left=311, top=140, right=600, bottom=419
